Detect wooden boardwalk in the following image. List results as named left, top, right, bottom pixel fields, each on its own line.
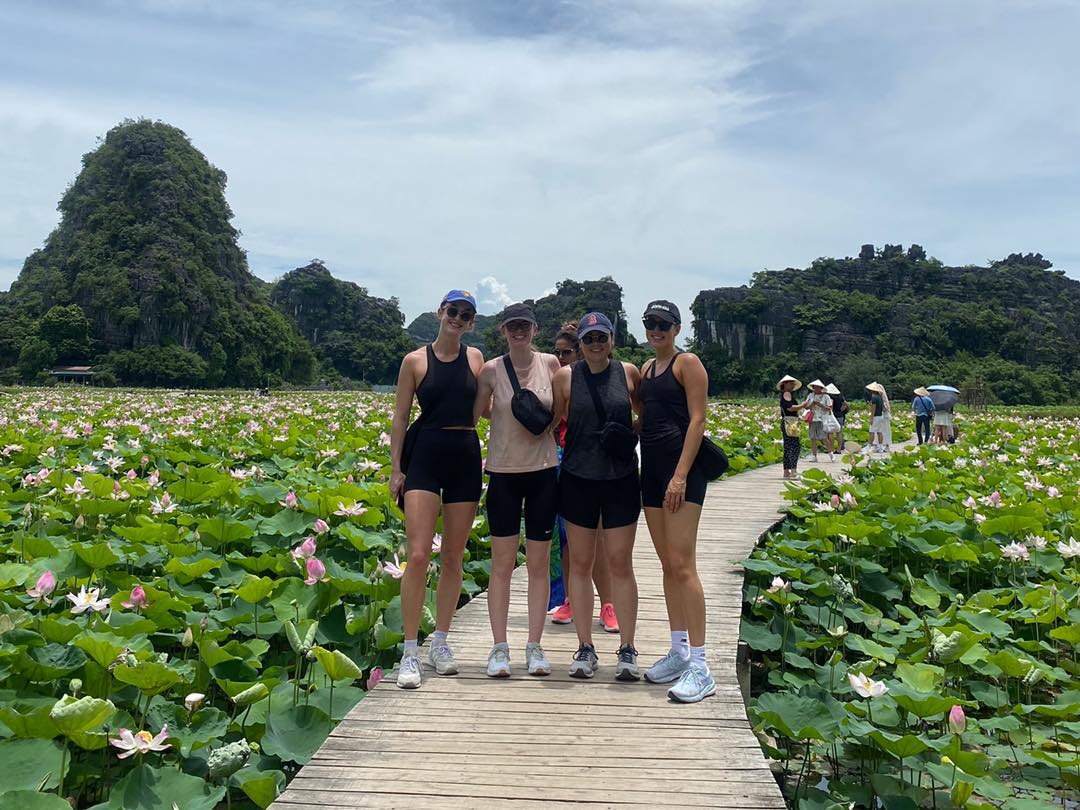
left=273, top=457, right=835, bottom=809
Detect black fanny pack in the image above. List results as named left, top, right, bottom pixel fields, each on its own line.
left=647, top=356, right=728, bottom=481
left=584, top=365, right=638, bottom=462
left=503, top=355, right=553, bottom=436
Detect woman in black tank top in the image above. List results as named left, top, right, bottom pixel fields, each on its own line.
left=551, top=312, right=643, bottom=682
left=389, top=290, right=484, bottom=690
left=637, top=300, right=716, bottom=703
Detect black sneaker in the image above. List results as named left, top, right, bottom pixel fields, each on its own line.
left=615, top=643, right=640, bottom=681
left=568, top=642, right=599, bottom=679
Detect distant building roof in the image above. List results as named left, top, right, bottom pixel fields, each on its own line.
left=50, top=366, right=95, bottom=376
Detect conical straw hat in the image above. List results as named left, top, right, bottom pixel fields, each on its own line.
left=776, top=374, right=802, bottom=391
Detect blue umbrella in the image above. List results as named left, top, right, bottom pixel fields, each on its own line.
left=928, top=385, right=960, bottom=393
left=927, top=385, right=959, bottom=409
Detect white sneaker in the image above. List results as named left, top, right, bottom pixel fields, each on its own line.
left=667, top=666, right=716, bottom=703
left=811, top=454, right=818, bottom=462
left=525, top=642, right=551, bottom=676
left=643, top=650, right=691, bottom=684
left=487, top=644, right=511, bottom=678
left=396, top=654, right=422, bottom=689
left=428, top=643, right=459, bottom=675
left=828, top=453, right=835, bottom=462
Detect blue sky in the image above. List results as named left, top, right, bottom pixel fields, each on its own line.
left=2, top=0, right=1078, bottom=332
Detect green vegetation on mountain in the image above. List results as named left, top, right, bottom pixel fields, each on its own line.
left=691, top=245, right=1080, bottom=404
left=0, top=119, right=315, bottom=387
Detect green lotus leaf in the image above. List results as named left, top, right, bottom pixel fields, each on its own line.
left=233, top=767, right=286, bottom=809
left=21, top=644, right=87, bottom=682
left=869, top=730, right=930, bottom=759
left=112, top=661, right=182, bottom=695
left=88, top=763, right=225, bottom=810
left=114, top=522, right=179, bottom=545
left=0, top=791, right=73, bottom=810
left=36, top=617, right=82, bottom=645
left=751, top=692, right=840, bottom=741
left=0, top=738, right=67, bottom=791
left=235, top=574, right=276, bottom=605
left=0, top=563, right=32, bottom=589
left=740, top=618, right=782, bottom=652
left=894, top=662, right=944, bottom=693
left=260, top=704, right=331, bottom=764
left=978, top=514, right=1041, bottom=538
left=256, top=509, right=310, bottom=538
left=49, top=695, right=116, bottom=736
left=311, top=646, right=362, bottom=682
left=0, top=701, right=60, bottom=739
left=372, top=619, right=403, bottom=651
left=196, top=515, right=255, bottom=548
left=844, top=633, right=897, bottom=664
left=232, top=682, right=270, bottom=707
left=162, top=555, right=220, bottom=581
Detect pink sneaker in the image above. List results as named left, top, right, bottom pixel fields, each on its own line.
left=551, top=600, right=573, bottom=625
left=599, top=602, right=619, bottom=634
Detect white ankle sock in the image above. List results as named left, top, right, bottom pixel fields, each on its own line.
left=404, top=639, right=418, bottom=656
left=432, top=630, right=448, bottom=648
left=670, top=630, right=689, bottom=658
left=690, top=645, right=708, bottom=671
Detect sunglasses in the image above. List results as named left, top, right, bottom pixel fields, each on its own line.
left=503, top=320, right=533, bottom=332
left=444, top=306, right=474, bottom=323
left=554, top=348, right=577, bottom=358
left=581, top=332, right=610, bottom=345
left=642, top=318, right=674, bottom=332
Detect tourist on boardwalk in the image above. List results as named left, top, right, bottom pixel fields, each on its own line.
left=803, top=380, right=838, bottom=462
left=473, top=303, right=561, bottom=678
left=778, top=375, right=805, bottom=479
left=826, top=383, right=848, bottom=450
left=933, top=399, right=955, bottom=444
left=912, top=386, right=935, bottom=445
left=551, top=312, right=642, bottom=680
left=637, top=301, right=716, bottom=703
left=549, top=322, right=619, bottom=635
left=390, top=290, right=485, bottom=689
left=865, top=382, right=892, bottom=453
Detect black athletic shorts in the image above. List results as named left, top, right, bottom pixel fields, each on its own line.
left=403, top=429, right=482, bottom=503
left=640, top=439, right=707, bottom=509
left=558, top=469, right=641, bottom=530
left=485, top=468, right=559, bottom=540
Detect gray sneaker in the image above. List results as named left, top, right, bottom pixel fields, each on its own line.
left=667, top=666, right=716, bottom=703
left=396, top=654, right=422, bottom=689
left=525, top=642, right=551, bottom=676
left=615, top=643, right=640, bottom=682
left=428, top=643, right=459, bottom=675
left=568, top=643, right=599, bottom=679
left=487, top=645, right=511, bottom=678
left=643, top=650, right=691, bottom=684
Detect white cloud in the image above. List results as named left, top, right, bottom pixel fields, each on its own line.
left=475, top=275, right=513, bottom=310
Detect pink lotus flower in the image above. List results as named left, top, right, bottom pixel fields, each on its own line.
left=366, top=667, right=384, bottom=690
left=292, top=536, right=317, bottom=561
left=150, top=493, right=176, bottom=515
left=848, top=671, right=888, bottom=698
left=110, top=725, right=171, bottom=759
left=304, top=557, right=327, bottom=586
left=67, top=586, right=110, bottom=615
left=962, top=496, right=977, bottom=509
left=1057, top=537, right=1080, bottom=559
left=928, top=490, right=937, bottom=502
left=279, top=490, right=299, bottom=509
left=1002, top=542, right=1029, bottom=562
left=842, top=492, right=858, bottom=508
left=767, top=576, right=790, bottom=593
left=830, top=494, right=841, bottom=509
left=27, top=570, right=56, bottom=603
left=313, top=518, right=330, bottom=535
left=949, top=705, right=966, bottom=734
left=431, top=533, right=442, bottom=555
left=333, top=501, right=367, bottom=518
left=973, top=512, right=986, bottom=525
left=383, top=554, right=406, bottom=579
left=121, top=585, right=149, bottom=611
left=126, top=469, right=138, bottom=480
left=989, top=491, right=1001, bottom=507
left=64, top=478, right=89, bottom=500
left=1047, top=486, right=1061, bottom=498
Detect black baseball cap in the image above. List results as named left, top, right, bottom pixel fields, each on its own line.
left=643, top=300, right=681, bottom=324
left=498, top=302, right=537, bottom=327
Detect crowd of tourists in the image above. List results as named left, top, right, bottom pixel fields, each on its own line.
left=388, top=290, right=720, bottom=703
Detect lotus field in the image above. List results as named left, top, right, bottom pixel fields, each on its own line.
left=745, top=411, right=1080, bottom=809
left=0, top=390, right=782, bottom=810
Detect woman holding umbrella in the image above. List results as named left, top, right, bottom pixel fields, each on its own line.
left=929, top=385, right=960, bottom=444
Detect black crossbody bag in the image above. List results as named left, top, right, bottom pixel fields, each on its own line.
left=646, top=357, right=728, bottom=481
left=583, top=364, right=638, bottom=462
left=503, top=355, right=553, bottom=436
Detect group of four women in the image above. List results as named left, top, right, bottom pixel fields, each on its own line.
left=388, top=290, right=716, bottom=704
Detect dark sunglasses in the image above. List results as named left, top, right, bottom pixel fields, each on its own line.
left=444, top=306, right=474, bottom=322
left=642, top=318, right=674, bottom=332
left=554, top=348, right=577, bottom=358
left=503, top=319, right=533, bottom=332
left=581, top=332, right=609, bottom=345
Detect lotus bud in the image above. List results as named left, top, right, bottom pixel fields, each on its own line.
left=74, top=514, right=84, bottom=529
left=181, top=626, right=194, bottom=648
left=951, top=780, right=974, bottom=808
left=69, top=678, right=83, bottom=697
left=23, top=503, right=32, bottom=519
left=948, top=705, right=966, bottom=734
left=185, top=692, right=206, bottom=712
left=200, top=614, right=209, bottom=632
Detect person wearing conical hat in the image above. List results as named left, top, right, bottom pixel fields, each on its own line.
left=864, top=382, right=892, bottom=453
left=802, top=380, right=838, bottom=462
left=911, top=386, right=935, bottom=445
left=825, top=383, right=849, bottom=450
left=777, top=375, right=807, bottom=478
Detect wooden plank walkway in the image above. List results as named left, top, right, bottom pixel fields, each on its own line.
left=274, top=457, right=836, bottom=809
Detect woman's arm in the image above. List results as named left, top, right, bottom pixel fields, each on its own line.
left=473, top=361, right=495, bottom=426
left=624, top=362, right=643, bottom=425
left=668, top=356, right=708, bottom=510
left=390, top=353, right=419, bottom=501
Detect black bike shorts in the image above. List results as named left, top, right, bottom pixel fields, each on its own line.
left=403, top=429, right=482, bottom=503
left=558, top=469, right=641, bottom=530
left=485, top=468, right=559, bottom=540
left=640, top=438, right=707, bottom=509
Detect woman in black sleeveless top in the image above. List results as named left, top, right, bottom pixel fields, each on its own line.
left=390, top=290, right=484, bottom=690
left=778, top=375, right=807, bottom=478
left=637, top=300, right=715, bottom=704
left=551, top=311, right=642, bottom=682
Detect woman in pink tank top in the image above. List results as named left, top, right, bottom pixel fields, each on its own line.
left=473, top=303, right=561, bottom=677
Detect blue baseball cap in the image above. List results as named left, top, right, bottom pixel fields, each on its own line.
left=440, top=289, right=477, bottom=310
left=577, top=311, right=614, bottom=338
